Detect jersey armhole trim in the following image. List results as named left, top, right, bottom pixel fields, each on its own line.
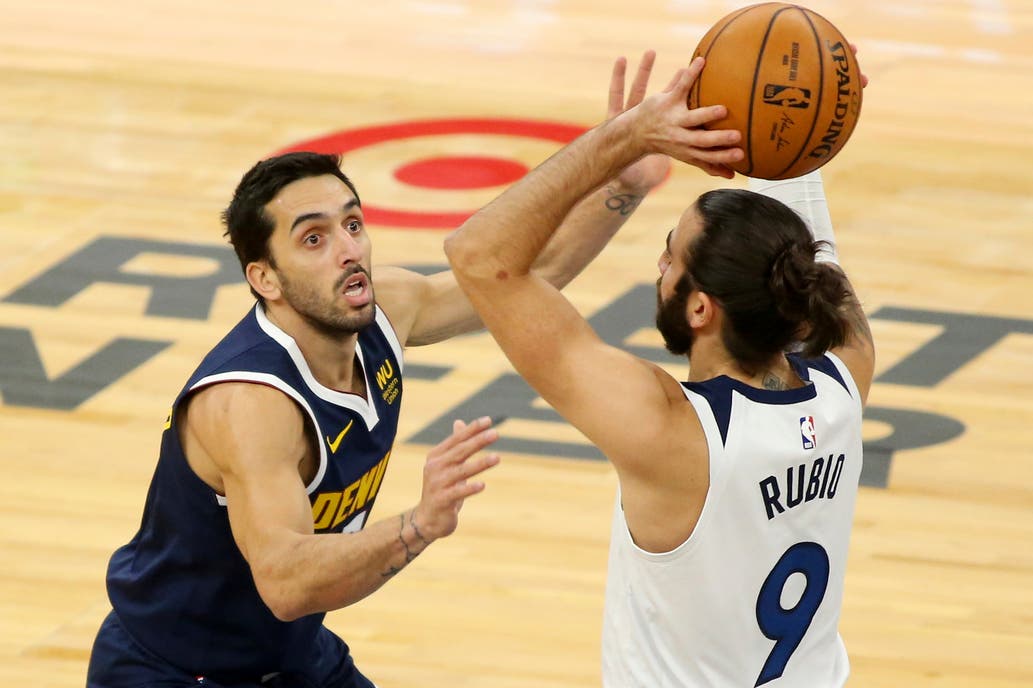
left=186, top=372, right=328, bottom=506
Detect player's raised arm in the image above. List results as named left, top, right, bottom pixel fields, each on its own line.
left=748, top=171, right=875, bottom=403
left=444, top=57, right=742, bottom=464
left=374, top=53, right=703, bottom=348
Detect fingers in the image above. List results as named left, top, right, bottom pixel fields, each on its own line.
left=662, top=67, right=687, bottom=93
left=610, top=51, right=657, bottom=115
left=684, top=142, right=744, bottom=166
left=684, top=124, right=741, bottom=151
left=437, top=415, right=495, bottom=453
left=428, top=444, right=500, bottom=506
left=673, top=56, right=704, bottom=97
left=700, top=162, right=737, bottom=179
left=608, top=56, right=627, bottom=117
left=453, top=416, right=497, bottom=454
left=430, top=416, right=500, bottom=485
left=416, top=418, right=502, bottom=540
left=626, top=50, right=656, bottom=108
left=450, top=452, right=501, bottom=496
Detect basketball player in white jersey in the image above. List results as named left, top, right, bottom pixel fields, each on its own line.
left=445, top=53, right=873, bottom=687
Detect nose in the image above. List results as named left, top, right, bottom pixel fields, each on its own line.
left=335, top=227, right=362, bottom=267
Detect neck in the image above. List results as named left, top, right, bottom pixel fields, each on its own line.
left=262, top=303, right=364, bottom=395
left=686, top=345, right=803, bottom=390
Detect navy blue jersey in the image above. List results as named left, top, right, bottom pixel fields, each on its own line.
left=104, top=303, right=403, bottom=683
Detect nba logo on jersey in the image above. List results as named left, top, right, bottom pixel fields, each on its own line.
left=799, top=416, right=816, bottom=450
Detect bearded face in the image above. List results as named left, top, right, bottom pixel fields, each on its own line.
left=655, top=272, right=696, bottom=356
left=275, top=263, right=376, bottom=338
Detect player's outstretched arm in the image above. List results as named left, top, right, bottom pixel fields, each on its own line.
left=748, top=171, right=875, bottom=402
left=444, top=56, right=741, bottom=466
left=181, top=383, right=498, bottom=621
left=375, top=53, right=680, bottom=348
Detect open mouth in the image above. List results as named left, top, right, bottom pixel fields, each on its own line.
left=344, top=273, right=366, bottom=296
left=340, top=270, right=371, bottom=306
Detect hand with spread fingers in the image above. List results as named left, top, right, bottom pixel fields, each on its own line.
left=608, top=50, right=673, bottom=193
left=413, top=416, right=500, bottom=542
left=620, top=56, right=744, bottom=178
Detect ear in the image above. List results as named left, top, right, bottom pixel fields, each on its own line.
left=687, top=290, right=717, bottom=329
left=246, top=260, right=282, bottom=301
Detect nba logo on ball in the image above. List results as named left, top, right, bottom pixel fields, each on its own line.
left=799, top=416, right=816, bottom=450
left=688, top=2, right=863, bottom=179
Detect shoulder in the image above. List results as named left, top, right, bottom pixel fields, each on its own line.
left=370, top=265, right=430, bottom=344
left=601, top=359, right=708, bottom=474
left=789, top=352, right=863, bottom=404
left=178, top=381, right=310, bottom=489
left=183, top=382, right=307, bottom=450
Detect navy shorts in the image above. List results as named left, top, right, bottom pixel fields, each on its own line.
left=87, top=611, right=377, bottom=688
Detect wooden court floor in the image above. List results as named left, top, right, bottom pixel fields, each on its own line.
left=1, top=1, right=1031, bottom=686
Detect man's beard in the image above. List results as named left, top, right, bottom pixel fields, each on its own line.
left=278, top=266, right=376, bottom=339
left=655, top=275, right=695, bottom=356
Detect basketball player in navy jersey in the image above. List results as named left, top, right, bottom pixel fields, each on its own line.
left=84, top=56, right=713, bottom=688
left=446, top=54, right=874, bottom=686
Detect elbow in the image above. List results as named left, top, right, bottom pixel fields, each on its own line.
left=444, top=230, right=494, bottom=283
left=252, top=567, right=309, bottom=622
left=258, top=586, right=305, bottom=622
left=443, top=231, right=470, bottom=275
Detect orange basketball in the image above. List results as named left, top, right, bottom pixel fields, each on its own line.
left=688, top=3, right=862, bottom=180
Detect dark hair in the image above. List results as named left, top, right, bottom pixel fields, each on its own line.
left=685, top=188, right=851, bottom=372
left=221, top=152, right=360, bottom=300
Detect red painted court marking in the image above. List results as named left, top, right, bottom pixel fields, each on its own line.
left=275, top=118, right=587, bottom=228
left=393, top=155, right=529, bottom=190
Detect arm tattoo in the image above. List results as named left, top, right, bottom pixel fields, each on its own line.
left=409, top=511, right=430, bottom=546
left=604, top=185, right=643, bottom=216
left=381, top=512, right=426, bottom=579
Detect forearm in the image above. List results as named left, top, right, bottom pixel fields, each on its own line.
left=446, top=116, right=643, bottom=281
left=748, top=171, right=839, bottom=263
left=530, top=178, right=650, bottom=288
left=751, top=172, right=874, bottom=371
left=254, top=507, right=431, bottom=621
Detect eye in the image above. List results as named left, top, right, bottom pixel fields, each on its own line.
left=346, top=219, right=362, bottom=233
left=303, top=232, right=321, bottom=246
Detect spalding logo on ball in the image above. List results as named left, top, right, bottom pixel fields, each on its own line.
left=689, top=2, right=862, bottom=180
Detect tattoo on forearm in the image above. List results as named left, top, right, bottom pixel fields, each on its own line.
left=398, top=534, right=419, bottom=564
left=604, top=187, right=643, bottom=216
left=409, top=511, right=430, bottom=546
left=381, top=512, right=426, bottom=579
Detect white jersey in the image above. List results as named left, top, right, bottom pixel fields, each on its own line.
left=601, top=353, right=863, bottom=688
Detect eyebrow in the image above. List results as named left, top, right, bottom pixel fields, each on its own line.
left=290, top=199, right=361, bottom=233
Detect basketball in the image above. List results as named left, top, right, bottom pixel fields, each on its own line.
left=688, top=3, right=862, bottom=180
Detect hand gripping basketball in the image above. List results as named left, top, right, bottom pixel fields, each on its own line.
left=688, top=2, right=863, bottom=179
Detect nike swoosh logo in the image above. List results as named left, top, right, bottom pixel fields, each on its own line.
left=326, top=420, right=354, bottom=454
